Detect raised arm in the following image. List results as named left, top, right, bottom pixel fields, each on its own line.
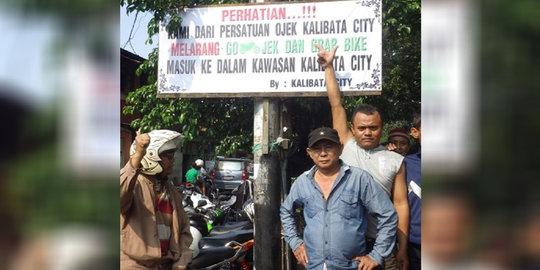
left=314, top=44, right=353, bottom=144
left=392, top=162, right=410, bottom=270
left=120, top=132, right=150, bottom=214
left=129, top=132, right=150, bottom=169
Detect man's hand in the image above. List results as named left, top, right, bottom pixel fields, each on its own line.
left=293, top=243, right=309, bottom=267
left=314, top=43, right=352, bottom=144
left=314, top=44, right=338, bottom=68
left=130, top=132, right=150, bottom=169
left=386, top=142, right=398, bottom=152
left=397, top=248, right=409, bottom=270
left=353, top=255, right=379, bottom=270
left=134, top=132, right=150, bottom=154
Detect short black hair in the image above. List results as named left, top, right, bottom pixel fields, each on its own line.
left=351, top=104, right=384, bottom=124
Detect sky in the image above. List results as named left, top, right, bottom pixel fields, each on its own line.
left=120, top=5, right=156, bottom=59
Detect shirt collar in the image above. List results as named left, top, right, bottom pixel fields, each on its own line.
left=306, top=160, right=350, bottom=188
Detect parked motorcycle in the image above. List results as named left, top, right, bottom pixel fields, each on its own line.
left=189, top=239, right=254, bottom=270
left=186, top=194, right=255, bottom=269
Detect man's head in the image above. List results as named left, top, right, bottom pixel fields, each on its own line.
left=410, top=113, right=421, bottom=146
left=130, top=129, right=183, bottom=176
left=350, top=105, right=383, bottom=150
left=388, top=128, right=410, bottom=156
left=306, top=127, right=343, bottom=170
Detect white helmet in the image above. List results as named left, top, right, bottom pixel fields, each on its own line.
left=129, top=130, right=183, bottom=175
left=195, top=159, right=204, bottom=167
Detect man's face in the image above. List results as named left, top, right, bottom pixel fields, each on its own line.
left=307, top=140, right=343, bottom=170
left=389, top=136, right=410, bottom=156
left=411, top=122, right=421, bottom=146
left=351, top=112, right=383, bottom=149
left=159, top=152, right=175, bottom=177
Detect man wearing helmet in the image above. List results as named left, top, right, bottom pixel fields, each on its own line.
left=195, top=159, right=212, bottom=197
left=120, top=130, right=192, bottom=269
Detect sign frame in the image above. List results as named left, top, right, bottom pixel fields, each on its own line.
left=157, top=0, right=382, bottom=98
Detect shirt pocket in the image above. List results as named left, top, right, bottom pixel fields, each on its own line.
left=338, top=193, right=360, bottom=219
left=304, top=195, right=322, bottom=219
left=378, top=157, right=397, bottom=179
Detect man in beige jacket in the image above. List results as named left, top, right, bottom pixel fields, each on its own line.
left=121, top=130, right=192, bottom=269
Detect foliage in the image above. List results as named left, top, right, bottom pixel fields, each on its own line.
left=344, top=0, right=421, bottom=123
left=121, top=0, right=420, bottom=157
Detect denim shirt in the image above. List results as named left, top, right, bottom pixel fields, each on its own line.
left=280, top=162, right=397, bottom=270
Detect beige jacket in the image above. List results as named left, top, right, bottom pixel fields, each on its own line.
left=120, top=163, right=192, bottom=269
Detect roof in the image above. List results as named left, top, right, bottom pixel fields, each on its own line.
left=120, top=48, right=146, bottom=64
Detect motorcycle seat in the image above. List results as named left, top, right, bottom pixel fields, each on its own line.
left=209, top=221, right=253, bottom=236
left=190, top=246, right=236, bottom=269
left=200, top=229, right=253, bottom=249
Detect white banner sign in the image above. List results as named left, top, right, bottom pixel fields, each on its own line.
left=158, top=0, right=381, bottom=97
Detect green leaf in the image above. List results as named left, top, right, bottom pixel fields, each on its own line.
left=179, top=113, right=185, bottom=124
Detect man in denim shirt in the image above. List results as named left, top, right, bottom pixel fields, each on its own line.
left=281, top=127, right=398, bottom=270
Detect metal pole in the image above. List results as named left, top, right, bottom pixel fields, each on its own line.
left=279, top=104, right=292, bottom=270
left=248, top=0, right=285, bottom=266
left=253, top=98, right=282, bottom=269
